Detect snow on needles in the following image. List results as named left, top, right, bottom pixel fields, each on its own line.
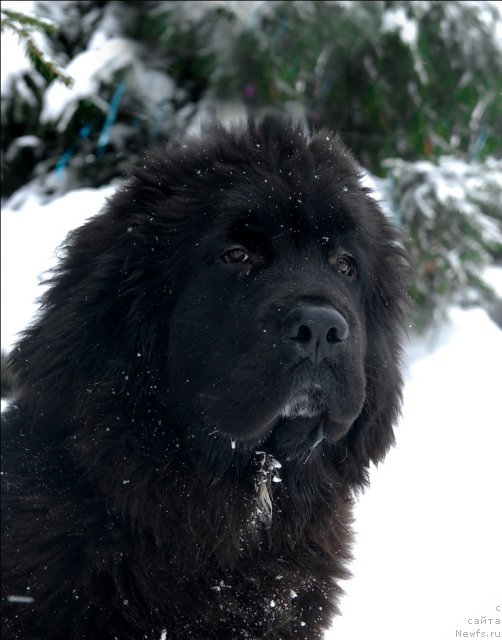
left=40, top=38, right=137, bottom=126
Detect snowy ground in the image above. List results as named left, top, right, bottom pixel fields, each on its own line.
left=2, top=188, right=501, bottom=639
left=328, top=306, right=502, bottom=639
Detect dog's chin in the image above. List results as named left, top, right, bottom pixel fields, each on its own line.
left=201, top=385, right=358, bottom=461
left=265, top=411, right=352, bottom=463
left=262, top=386, right=354, bottom=462
left=280, top=385, right=328, bottom=419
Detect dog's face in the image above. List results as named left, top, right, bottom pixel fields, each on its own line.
left=164, top=128, right=403, bottom=462
left=10, top=117, right=407, bottom=474
left=169, top=207, right=367, bottom=459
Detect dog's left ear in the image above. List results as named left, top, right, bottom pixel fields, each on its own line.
left=340, top=210, right=410, bottom=486
left=347, top=335, right=404, bottom=474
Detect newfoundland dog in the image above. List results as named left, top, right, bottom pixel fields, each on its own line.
left=1, top=116, right=408, bottom=639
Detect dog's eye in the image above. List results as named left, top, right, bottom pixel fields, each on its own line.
left=223, top=248, right=249, bottom=264
left=334, top=255, right=355, bottom=277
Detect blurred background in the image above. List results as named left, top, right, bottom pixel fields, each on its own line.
left=1, top=2, right=501, bottom=639
left=1, top=0, right=502, bottom=334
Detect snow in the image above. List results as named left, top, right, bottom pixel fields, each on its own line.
left=0, top=1, right=47, bottom=94
left=0, top=29, right=31, bottom=93
left=1, top=186, right=116, bottom=350
left=483, top=266, right=502, bottom=297
left=1, top=188, right=501, bottom=638
left=381, top=6, right=418, bottom=47
left=41, top=38, right=137, bottom=125
left=326, top=306, right=502, bottom=639
left=385, top=155, right=502, bottom=324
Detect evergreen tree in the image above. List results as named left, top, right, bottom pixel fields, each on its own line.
left=3, top=1, right=501, bottom=199
left=385, top=156, right=502, bottom=329
left=1, top=7, right=73, bottom=86
left=1, top=0, right=501, bottom=331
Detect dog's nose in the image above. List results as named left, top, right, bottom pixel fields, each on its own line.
left=282, top=305, right=349, bottom=363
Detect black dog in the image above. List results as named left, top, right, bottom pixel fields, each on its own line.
left=1, top=116, right=408, bottom=639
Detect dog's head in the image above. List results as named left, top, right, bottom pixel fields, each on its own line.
left=9, top=116, right=408, bottom=482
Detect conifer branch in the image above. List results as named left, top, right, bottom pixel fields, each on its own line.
left=1, top=7, right=73, bottom=87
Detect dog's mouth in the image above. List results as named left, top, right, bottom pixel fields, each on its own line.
left=280, top=384, right=327, bottom=419
left=267, top=380, right=360, bottom=462
left=262, top=385, right=349, bottom=462
left=200, top=369, right=360, bottom=461
left=265, top=414, right=327, bottom=462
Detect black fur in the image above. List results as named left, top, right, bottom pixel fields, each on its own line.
left=1, top=116, right=408, bottom=639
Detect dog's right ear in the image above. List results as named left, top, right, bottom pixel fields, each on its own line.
left=7, top=165, right=186, bottom=424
